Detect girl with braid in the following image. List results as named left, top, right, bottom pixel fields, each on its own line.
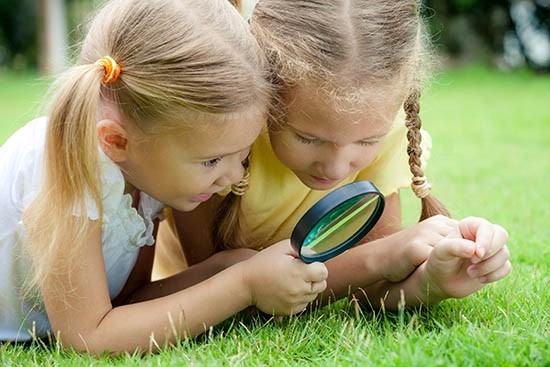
left=153, top=0, right=511, bottom=310
left=0, top=0, right=329, bottom=353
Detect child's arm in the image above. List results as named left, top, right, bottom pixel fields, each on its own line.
left=117, top=246, right=258, bottom=304
left=159, top=193, right=452, bottom=305
left=359, top=192, right=404, bottom=241
left=41, top=220, right=327, bottom=354
left=352, top=217, right=511, bottom=309
left=319, top=209, right=458, bottom=304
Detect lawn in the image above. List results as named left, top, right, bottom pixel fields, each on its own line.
left=1, top=65, right=549, bottom=366
left=0, top=71, right=51, bottom=143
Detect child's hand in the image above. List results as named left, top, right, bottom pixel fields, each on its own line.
left=423, top=217, right=511, bottom=301
left=241, top=240, right=328, bottom=315
left=458, top=217, right=510, bottom=273
left=381, top=215, right=458, bottom=282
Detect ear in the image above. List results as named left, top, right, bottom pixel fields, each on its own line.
left=97, top=119, right=129, bottom=163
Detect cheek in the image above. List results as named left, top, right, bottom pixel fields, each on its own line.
left=353, top=146, right=382, bottom=169
left=182, top=171, right=208, bottom=189
left=272, top=140, right=313, bottom=170
left=167, top=166, right=204, bottom=192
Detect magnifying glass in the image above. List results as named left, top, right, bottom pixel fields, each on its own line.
left=290, top=181, right=385, bottom=263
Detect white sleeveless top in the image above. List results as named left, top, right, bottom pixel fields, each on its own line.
left=0, top=118, right=165, bottom=341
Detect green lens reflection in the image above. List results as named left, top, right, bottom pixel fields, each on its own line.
left=301, top=194, right=380, bottom=255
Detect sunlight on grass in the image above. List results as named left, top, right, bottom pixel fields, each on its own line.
left=0, top=71, right=51, bottom=143
left=1, top=65, right=549, bottom=366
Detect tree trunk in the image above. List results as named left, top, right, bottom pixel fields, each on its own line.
left=38, top=0, right=68, bottom=75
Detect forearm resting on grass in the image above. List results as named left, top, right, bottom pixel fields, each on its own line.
left=318, top=214, right=459, bottom=306
left=127, top=247, right=258, bottom=302
left=42, top=223, right=326, bottom=355
left=351, top=217, right=512, bottom=309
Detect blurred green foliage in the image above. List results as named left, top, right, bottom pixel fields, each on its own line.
left=0, top=1, right=546, bottom=71
left=424, top=1, right=512, bottom=59
left=0, top=0, right=99, bottom=70
left=0, top=0, right=38, bottom=69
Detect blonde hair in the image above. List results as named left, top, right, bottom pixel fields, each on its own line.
left=215, top=0, right=449, bottom=250
left=23, top=0, right=270, bottom=289
left=228, top=0, right=242, bottom=12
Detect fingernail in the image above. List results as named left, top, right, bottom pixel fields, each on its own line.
left=467, top=267, right=478, bottom=278
left=479, top=276, right=488, bottom=283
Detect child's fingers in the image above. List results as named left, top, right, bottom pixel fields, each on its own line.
left=477, top=260, right=512, bottom=283
left=297, top=290, right=321, bottom=307
left=442, top=217, right=459, bottom=232
left=486, top=224, right=509, bottom=257
left=471, top=220, right=494, bottom=258
left=457, top=216, right=486, bottom=241
left=445, top=228, right=462, bottom=239
left=423, top=215, right=459, bottom=237
left=457, top=217, right=493, bottom=259
left=302, top=262, right=328, bottom=282
left=471, top=223, right=509, bottom=263
left=310, top=280, right=327, bottom=295
left=433, top=237, right=477, bottom=262
left=467, top=245, right=511, bottom=279
left=290, top=303, right=310, bottom=315
left=458, top=217, right=509, bottom=262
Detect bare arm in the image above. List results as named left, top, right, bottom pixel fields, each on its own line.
left=319, top=192, right=403, bottom=302
left=41, top=219, right=326, bottom=354
left=136, top=194, right=259, bottom=302
left=161, top=192, right=450, bottom=308
left=352, top=217, right=512, bottom=310
left=319, top=193, right=459, bottom=305
left=124, top=246, right=257, bottom=302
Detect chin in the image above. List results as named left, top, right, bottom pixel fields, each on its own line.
left=171, top=201, right=201, bottom=212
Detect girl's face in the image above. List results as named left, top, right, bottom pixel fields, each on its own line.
left=269, top=81, right=403, bottom=190
left=121, top=109, right=264, bottom=211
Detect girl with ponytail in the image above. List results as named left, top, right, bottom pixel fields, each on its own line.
left=0, top=0, right=330, bottom=353
left=155, top=0, right=511, bottom=311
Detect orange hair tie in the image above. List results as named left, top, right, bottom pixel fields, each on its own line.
left=96, top=56, right=121, bottom=84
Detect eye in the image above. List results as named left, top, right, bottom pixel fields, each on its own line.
left=202, top=157, right=222, bottom=168
left=358, top=140, right=376, bottom=147
left=295, top=133, right=320, bottom=145
left=358, top=138, right=384, bottom=147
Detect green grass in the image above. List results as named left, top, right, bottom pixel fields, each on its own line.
left=1, top=65, right=549, bottom=366
left=0, top=71, right=51, bottom=143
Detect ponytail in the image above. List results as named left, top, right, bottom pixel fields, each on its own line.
left=22, top=0, right=271, bottom=290
left=403, top=89, right=451, bottom=221
left=23, top=63, right=106, bottom=289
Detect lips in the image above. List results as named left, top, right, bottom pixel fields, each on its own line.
left=310, top=175, right=338, bottom=186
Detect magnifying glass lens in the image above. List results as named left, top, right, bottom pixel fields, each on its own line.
left=291, top=181, right=385, bottom=263
left=301, top=194, right=381, bottom=256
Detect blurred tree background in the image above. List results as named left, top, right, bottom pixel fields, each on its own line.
left=424, top=0, right=549, bottom=72
left=0, top=0, right=548, bottom=74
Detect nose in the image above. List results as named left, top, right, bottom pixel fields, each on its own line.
left=216, top=157, right=245, bottom=188
left=315, top=149, right=351, bottom=180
